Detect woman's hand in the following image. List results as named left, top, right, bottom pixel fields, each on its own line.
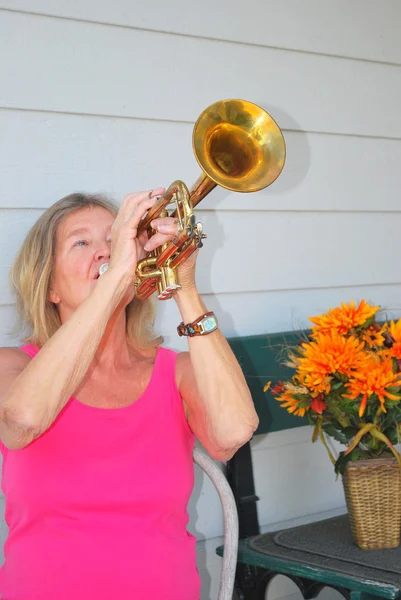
left=108, top=188, right=173, bottom=285
left=147, top=216, right=199, bottom=293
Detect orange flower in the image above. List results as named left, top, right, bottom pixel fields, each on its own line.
left=275, top=392, right=309, bottom=418
left=343, top=355, right=401, bottom=416
left=310, top=300, right=380, bottom=337
left=390, top=344, right=401, bottom=360
left=388, top=319, right=401, bottom=360
left=361, top=324, right=387, bottom=349
left=297, top=332, right=368, bottom=378
left=296, top=371, right=332, bottom=397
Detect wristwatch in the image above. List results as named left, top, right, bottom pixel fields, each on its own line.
left=177, top=312, right=219, bottom=337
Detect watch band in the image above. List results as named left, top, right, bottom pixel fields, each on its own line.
left=177, top=311, right=218, bottom=337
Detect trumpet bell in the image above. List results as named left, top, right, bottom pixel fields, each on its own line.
left=192, top=99, right=286, bottom=193
left=135, top=98, right=287, bottom=301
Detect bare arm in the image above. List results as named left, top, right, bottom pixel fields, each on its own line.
left=0, top=188, right=170, bottom=450
left=0, top=269, right=129, bottom=449
left=175, top=288, right=259, bottom=462
left=138, top=215, right=259, bottom=462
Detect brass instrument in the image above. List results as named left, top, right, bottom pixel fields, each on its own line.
left=135, top=99, right=286, bottom=301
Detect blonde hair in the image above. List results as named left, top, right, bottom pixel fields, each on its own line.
left=9, top=192, right=162, bottom=349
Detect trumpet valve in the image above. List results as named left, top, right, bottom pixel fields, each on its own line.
left=157, top=265, right=181, bottom=300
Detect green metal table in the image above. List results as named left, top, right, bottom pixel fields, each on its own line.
left=217, top=515, right=401, bottom=600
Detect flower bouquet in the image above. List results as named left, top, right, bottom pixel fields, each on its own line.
left=267, top=300, right=401, bottom=549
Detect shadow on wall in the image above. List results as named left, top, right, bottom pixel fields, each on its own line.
left=262, top=104, right=311, bottom=195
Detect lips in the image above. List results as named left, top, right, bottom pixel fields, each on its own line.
left=92, top=262, right=109, bottom=280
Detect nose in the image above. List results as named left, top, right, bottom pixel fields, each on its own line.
left=95, top=243, right=111, bottom=263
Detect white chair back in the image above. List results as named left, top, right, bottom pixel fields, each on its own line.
left=193, top=448, right=239, bottom=600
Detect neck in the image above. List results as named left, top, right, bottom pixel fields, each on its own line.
left=94, top=302, right=132, bottom=368
left=59, top=297, right=135, bottom=370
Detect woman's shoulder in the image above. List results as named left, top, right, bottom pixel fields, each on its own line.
left=146, top=345, right=189, bottom=383
left=157, top=346, right=187, bottom=367
left=174, top=351, right=192, bottom=389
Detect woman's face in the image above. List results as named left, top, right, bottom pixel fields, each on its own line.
left=49, top=206, right=115, bottom=320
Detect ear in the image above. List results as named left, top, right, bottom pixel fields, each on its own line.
left=48, top=288, right=60, bottom=304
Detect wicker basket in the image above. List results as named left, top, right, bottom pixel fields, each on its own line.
left=342, top=457, right=401, bottom=550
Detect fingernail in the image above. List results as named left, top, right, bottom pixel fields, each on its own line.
left=157, top=225, right=168, bottom=233
left=144, top=242, right=151, bottom=251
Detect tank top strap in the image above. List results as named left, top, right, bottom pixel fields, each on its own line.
left=153, top=347, right=191, bottom=435
left=20, top=344, right=40, bottom=359
left=154, top=346, right=179, bottom=390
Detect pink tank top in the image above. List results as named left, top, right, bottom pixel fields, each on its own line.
left=0, top=344, right=200, bottom=600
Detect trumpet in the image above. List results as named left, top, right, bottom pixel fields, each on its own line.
left=135, top=99, right=286, bottom=301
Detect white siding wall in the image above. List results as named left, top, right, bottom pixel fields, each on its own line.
left=0, top=2, right=400, bottom=598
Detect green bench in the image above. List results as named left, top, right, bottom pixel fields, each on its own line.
left=217, top=331, right=401, bottom=600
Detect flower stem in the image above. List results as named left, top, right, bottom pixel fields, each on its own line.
left=312, top=417, right=321, bottom=443
left=344, top=423, right=375, bottom=457
left=373, top=406, right=383, bottom=425
left=319, top=429, right=336, bottom=465
left=370, top=428, right=401, bottom=469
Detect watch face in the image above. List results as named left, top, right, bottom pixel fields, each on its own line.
left=203, top=316, right=217, bottom=332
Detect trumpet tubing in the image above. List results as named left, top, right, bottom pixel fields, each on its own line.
left=135, top=99, right=286, bottom=301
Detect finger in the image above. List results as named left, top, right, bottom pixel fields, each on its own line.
left=127, top=196, right=160, bottom=229
left=123, top=187, right=165, bottom=205
left=119, top=188, right=165, bottom=219
left=150, top=217, right=180, bottom=236
left=137, top=229, right=149, bottom=247
left=143, top=231, right=178, bottom=252
left=149, top=186, right=165, bottom=198
left=127, top=188, right=166, bottom=227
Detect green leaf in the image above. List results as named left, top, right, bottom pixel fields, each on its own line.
left=356, top=316, right=376, bottom=330
left=386, top=387, right=401, bottom=395
left=335, top=448, right=363, bottom=475
left=381, top=408, right=401, bottom=430
left=386, top=426, right=400, bottom=445
left=342, top=426, right=359, bottom=439
left=350, top=448, right=361, bottom=462
left=345, top=403, right=361, bottom=415
left=322, top=424, right=349, bottom=445
left=306, top=413, right=315, bottom=427
left=297, top=398, right=311, bottom=407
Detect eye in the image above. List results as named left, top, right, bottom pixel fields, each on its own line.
left=74, top=240, right=88, bottom=247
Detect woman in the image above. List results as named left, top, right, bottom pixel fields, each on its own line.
left=0, top=189, right=258, bottom=600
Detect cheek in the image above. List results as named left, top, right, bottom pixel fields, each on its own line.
left=74, top=260, right=89, bottom=278
left=54, top=253, right=91, bottom=289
